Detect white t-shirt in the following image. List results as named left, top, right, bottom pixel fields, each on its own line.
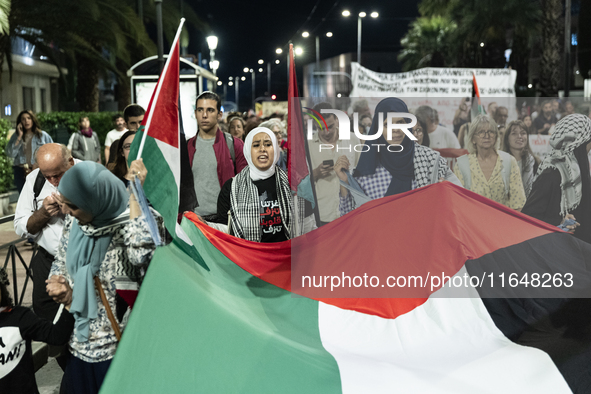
left=429, top=125, right=460, bottom=149
left=104, top=129, right=128, bottom=147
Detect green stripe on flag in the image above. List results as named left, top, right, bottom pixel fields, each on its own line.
left=101, top=218, right=342, bottom=393
left=129, top=130, right=178, bottom=237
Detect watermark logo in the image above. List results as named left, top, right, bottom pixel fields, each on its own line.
left=304, top=108, right=418, bottom=142
left=303, top=107, right=328, bottom=132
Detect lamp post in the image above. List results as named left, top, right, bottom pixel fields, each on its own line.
left=302, top=31, right=333, bottom=70
left=232, top=77, right=239, bottom=110
left=206, top=35, right=218, bottom=75
left=154, top=0, right=164, bottom=73
left=564, top=0, right=572, bottom=97
left=342, top=10, right=378, bottom=65
left=251, top=69, right=255, bottom=110
left=267, top=62, right=271, bottom=96
left=243, top=67, right=256, bottom=109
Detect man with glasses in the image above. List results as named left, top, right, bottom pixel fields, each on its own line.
left=13, top=143, right=79, bottom=374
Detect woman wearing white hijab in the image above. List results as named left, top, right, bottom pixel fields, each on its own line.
left=217, top=127, right=294, bottom=242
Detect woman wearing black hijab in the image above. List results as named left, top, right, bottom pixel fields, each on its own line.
left=335, top=97, right=461, bottom=215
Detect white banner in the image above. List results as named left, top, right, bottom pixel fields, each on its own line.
left=350, top=63, right=517, bottom=98
left=349, top=64, right=517, bottom=130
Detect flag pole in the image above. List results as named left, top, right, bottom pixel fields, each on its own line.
left=287, top=44, right=322, bottom=228
left=136, top=18, right=186, bottom=160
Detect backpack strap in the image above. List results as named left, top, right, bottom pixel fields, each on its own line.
left=32, top=170, right=46, bottom=210
left=224, top=132, right=235, bottom=163
left=456, top=155, right=471, bottom=190
left=497, top=151, right=513, bottom=198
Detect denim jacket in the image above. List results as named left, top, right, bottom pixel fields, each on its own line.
left=6, top=130, right=53, bottom=166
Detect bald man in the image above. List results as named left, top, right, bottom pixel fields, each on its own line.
left=14, top=144, right=76, bottom=316
left=14, top=143, right=77, bottom=372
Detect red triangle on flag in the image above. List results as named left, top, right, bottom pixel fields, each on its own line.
left=142, top=46, right=180, bottom=149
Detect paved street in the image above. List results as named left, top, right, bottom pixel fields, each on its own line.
left=0, top=217, right=63, bottom=393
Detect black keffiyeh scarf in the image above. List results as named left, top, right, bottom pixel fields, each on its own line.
left=230, top=167, right=294, bottom=242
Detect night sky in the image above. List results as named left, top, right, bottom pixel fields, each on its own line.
left=182, top=0, right=420, bottom=102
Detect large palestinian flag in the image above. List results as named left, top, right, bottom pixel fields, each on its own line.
left=100, top=182, right=591, bottom=393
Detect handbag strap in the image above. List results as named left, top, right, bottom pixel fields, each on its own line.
left=94, top=276, right=122, bottom=341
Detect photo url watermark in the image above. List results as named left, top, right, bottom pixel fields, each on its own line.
left=300, top=272, right=574, bottom=292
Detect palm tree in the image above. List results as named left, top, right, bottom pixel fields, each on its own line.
left=1, top=0, right=206, bottom=111
left=538, top=0, right=561, bottom=96
left=417, top=0, right=540, bottom=74
left=398, top=16, right=457, bottom=71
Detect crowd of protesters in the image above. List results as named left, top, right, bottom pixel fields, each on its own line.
left=2, top=92, right=591, bottom=393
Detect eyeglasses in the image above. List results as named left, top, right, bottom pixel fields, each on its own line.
left=123, top=144, right=132, bottom=150
left=476, top=130, right=496, bottom=137
left=413, top=127, right=423, bottom=136
left=509, top=132, right=528, bottom=138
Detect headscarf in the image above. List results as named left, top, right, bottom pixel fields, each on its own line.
left=354, top=97, right=415, bottom=196
left=243, top=127, right=280, bottom=181
left=535, top=114, right=591, bottom=216
left=58, top=162, right=128, bottom=341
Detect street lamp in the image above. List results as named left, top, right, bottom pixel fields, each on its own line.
left=343, top=10, right=379, bottom=65
left=276, top=48, right=283, bottom=54
left=210, top=60, right=219, bottom=75
left=234, top=76, right=240, bottom=110
left=206, top=35, right=218, bottom=75
left=295, top=47, right=303, bottom=56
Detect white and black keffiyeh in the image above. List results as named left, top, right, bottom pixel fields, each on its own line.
left=230, top=167, right=294, bottom=242
left=414, top=144, right=448, bottom=187
left=535, top=114, right=591, bottom=216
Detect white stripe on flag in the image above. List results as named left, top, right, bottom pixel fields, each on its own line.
left=318, top=273, right=570, bottom=393
left=155, top=139, right=181, bottom=191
